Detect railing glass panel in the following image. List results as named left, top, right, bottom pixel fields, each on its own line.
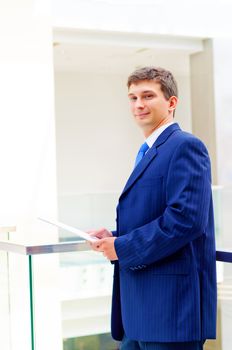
left=0, top=250, right=32, bottom=350
left=204, top=260, right=232, bottom=350
left=0, top=226, right=17, bottom=350
left=0, top=248, right=11, bottom=350
left=31, top=250, right=118, bottom=350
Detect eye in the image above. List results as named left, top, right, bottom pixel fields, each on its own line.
left=129, top=96, right=137, bottom=101
left=144, top=94, right=154, bottom=99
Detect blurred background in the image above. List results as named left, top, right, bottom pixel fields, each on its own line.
left=1, top=0, right=232, bottom=349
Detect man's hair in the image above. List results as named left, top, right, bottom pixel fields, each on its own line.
left=127, top=66, right=178, bottom=100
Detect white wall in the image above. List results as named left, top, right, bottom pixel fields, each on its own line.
left=55, top=71, right=141, bottom=196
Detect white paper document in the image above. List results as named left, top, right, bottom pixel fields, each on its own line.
left=38, top=217, right=99, bottom=242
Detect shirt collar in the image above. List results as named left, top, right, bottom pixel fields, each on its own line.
left=146, top=122, right=174, bottom=149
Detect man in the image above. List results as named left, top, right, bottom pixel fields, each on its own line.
left=89, top=67, right=217, bottom=350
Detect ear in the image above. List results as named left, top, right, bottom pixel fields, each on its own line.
left=168, top=96, right=178, bottom=112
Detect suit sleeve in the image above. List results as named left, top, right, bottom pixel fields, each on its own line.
left=111, top=230, right=118, bottom=237
left=114, top=138, right=212, bottom=270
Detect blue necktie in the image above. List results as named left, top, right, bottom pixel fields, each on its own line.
left=134, top=142, right=149, bottom=168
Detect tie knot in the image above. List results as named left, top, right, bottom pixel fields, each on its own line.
left=139, top=142, right=149, bottom=154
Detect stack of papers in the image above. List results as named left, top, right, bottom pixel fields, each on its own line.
left=38, top=217, right=99, bottom=242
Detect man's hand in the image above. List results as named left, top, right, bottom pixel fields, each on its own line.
left=87, top=227, right=113, bottom=239
left=87, top=228, right=118, bottom=260
left=90, top=236, right=118, bottom=261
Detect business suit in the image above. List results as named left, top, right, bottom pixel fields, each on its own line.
left=112, top=123, right=217, bottom=345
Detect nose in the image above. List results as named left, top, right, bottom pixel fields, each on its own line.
left=135, top=97, right=144, bottom=109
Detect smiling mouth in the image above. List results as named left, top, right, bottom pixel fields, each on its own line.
left=136, top=112, right=150, bottom=118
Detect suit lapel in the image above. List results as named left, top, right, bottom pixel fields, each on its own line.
left=119, top=123, right=181, bottom=199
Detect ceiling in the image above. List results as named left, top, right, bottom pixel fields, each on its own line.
left=53, top=28, right=203, bottom=75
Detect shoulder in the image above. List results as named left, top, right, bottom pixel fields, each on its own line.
left=172, top=129, right=209, bottom=154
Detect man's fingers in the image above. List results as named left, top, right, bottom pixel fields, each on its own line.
left=91, top=240, right=104, bottom=251
left=88, top=232, right=99, bottom=237
left=86, top=228, right=108, bottom=239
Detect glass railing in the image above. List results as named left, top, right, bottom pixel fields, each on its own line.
left=0, top=186, right=232, bottom=350
left=0, top=239, right=118, bottom=350
left=0, top=225, right=16, bottom=350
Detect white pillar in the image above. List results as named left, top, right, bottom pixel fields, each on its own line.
left=0, top=0, right=57, bottom=235
left=190, top=38, right=232, bottom=186
left=190, top=38, right=232, bottom=350
left=211, top=38, right=232, bottom=186
left=190, top=39, right=218, bottom=184
left=0, top=2, right=62, bottom=350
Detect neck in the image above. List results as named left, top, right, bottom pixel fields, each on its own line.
left=143, top=116, right=174, bottom=138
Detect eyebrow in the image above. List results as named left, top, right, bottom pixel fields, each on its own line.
left=128, top=90, right=154, bottom=96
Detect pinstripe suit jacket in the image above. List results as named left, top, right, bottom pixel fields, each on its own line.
left=112, top=123, right=217, bottom=342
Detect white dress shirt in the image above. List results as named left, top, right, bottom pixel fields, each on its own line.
left=145, top=122, right=174, bottom=150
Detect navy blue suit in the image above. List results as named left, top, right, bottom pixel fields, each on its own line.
left=112, top=123, right=217, bottom=343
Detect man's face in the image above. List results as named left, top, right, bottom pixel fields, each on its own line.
left=128, top=80, right=177, bottom=137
